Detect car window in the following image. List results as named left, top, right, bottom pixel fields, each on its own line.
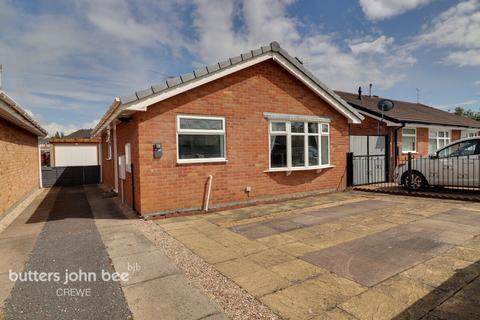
left=437, top=140, right=479, bottom=158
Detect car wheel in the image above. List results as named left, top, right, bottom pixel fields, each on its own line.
left=402, top=171, right=426, bottom=190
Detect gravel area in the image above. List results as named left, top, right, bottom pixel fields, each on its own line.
left=133, top=218, right=279, bottom=320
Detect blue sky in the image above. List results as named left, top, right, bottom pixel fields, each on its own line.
left=0, top=0, right=479, bottom=135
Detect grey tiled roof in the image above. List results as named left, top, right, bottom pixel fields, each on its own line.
left=337, top=91, right=480, bottom=129
left=116, top=42, right=360, bottom=121
left=64, top=129, right=93, bottom=139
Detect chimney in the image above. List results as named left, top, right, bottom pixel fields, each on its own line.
left=357, top=86, right=362, bottom=100
left=369, top=83, right=372, bottom=97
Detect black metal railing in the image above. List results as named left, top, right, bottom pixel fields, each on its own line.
left=347, top=152, right=480, bottom=192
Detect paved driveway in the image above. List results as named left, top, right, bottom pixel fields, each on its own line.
left=155, top=192, right=480, bottom=320
left=0, top=186, right=225, bottom=320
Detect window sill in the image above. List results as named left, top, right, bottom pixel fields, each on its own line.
left=265, top=165, right=335, bottom=175
left=177, top=158, right=228, bottom=165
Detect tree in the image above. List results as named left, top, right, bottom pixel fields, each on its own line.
left=454, top=106, right=480, bottom=121
left=53, top=131, right=65, bottom=138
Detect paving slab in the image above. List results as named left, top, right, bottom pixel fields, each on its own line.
left=431, top=208, right=480, bottom=227
left=302, top=224, right=453, bottom=286
left=113, top=250, right=178, bottom=286
left=122, top=274, right=223, bottom=320
left=84, top=185, right=225, bottom=320
left=229, top=223, right=278, bottom=239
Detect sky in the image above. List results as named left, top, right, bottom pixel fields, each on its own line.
left=1, top=0, right=479, bottom=135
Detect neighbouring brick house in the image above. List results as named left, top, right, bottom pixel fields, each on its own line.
left=92, top=42, right=364, bottom=216
left=337, top=90, right=480, bottom=164
left=0, top=91, right=47, bottom=216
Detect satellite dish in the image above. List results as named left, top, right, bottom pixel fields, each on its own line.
left=377, top=99, right=394, bottom=112
left=376, top=99, right=394, bottom=135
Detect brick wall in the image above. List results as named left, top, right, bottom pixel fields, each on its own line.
left=133, top=60, right=350, bottom=215
left=349, top=113, right=388, bottom=136
left=452, top=129, right=461, bottom=141
left=0, top=117, right=39, bottom=215
left=115, top=119, right=141, bottom=211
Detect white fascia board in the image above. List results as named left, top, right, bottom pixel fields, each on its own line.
left=403, top=123, right=480, bottom=131
left=97, top=51, right=364, bottom=132
left=92, top=98, right=121, bottom=137
left=123, top=54, right=273, bottom=113
left=0, top=100, right=45, bottom=136
left=264, top=112, right=331, bottom=123
left=358, top=110, right=401, bottom=127
left=271, top=55, right=363, bottom=124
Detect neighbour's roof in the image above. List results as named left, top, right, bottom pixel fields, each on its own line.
left=0, top=91, right=48, bottom=136
left=336, top=91, right=480, bottom=129
left=64, top=129, right=93, bottom=139
left=92, top=41, right=363, bottom=136
left=49, top=128, right=99, bottom=143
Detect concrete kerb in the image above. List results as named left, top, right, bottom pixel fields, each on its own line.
left=0, top=188, right=47, bottom=234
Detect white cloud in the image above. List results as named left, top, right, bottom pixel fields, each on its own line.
left=349, top=35, right=395, bottom=54
left=0, top=0, right=186, bottom=129
left=436, top=99, right=479, bottom=110
left=445, top=49, right=480, bottom=67
left=0, top=0, right=419, bottom=132
left=188, top=0, right=414, bottom=91
left=359, top=0, right=435, bottom=20
left=42, top=119, right=100, bottom=137
left=414, top=0, right=480, bottom=66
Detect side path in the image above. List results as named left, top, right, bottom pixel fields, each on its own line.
left=84, top=185, right=226, bottom=320
left=4, top=186, right=131, bottom=320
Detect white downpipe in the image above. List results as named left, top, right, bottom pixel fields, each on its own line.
left=204, top=175, right=213, bottom=212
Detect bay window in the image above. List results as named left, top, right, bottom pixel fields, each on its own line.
left=402, top=128, right=416, bottom=153
left=177, top=115, right=226, bottom=163
left=268, top=116, right=330, bottom=171
left=429, top=129, right=450, bottom=154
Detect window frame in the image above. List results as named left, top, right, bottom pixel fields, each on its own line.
left=176, top=114, right=227, bottom=164
left=428, top=129, right=451, bottom=154
left=268, top=120, right=331, bottom=172
left=402, top=128, right=417, bottom=153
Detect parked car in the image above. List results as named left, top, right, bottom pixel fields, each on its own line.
left=396, top=137, right=480, bottom=189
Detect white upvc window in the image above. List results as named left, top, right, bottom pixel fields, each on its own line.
left=428, top=129, right=450, bottom=154
left=402, top=128, right=416, bottom=153
left=176, top=115, right=226, bottom=164
left=462, top=130, right=479, bottom=138
left=269, top=120, right=330, bottom=171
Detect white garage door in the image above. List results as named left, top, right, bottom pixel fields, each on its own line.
left=54, top=145, right=99, bottom=166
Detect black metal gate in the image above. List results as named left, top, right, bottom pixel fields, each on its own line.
left=41, top=166, right=100, bottom=187
left=348, top=135, right=389, bottom=186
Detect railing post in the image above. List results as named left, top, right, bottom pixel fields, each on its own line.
left=346, top=152, right=354, bottom=187
left=407, top=152, right=412, bottom=190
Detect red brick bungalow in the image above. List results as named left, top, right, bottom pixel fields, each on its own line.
left=92, top=42, right=364, bottom=216
left=338, top=91, right=480, bottom=165
left=0, top=91, right=47, bottom=216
